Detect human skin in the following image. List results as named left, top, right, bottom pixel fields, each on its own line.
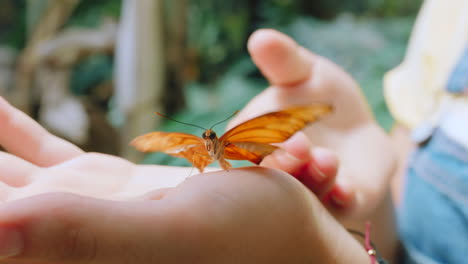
left=0, top=94, right=369, bottom=262
left=229, top=29, right=399, bottom=261
left=0, top=27, right=401, bottom=263
left=0, top=167, right=370, bottom=264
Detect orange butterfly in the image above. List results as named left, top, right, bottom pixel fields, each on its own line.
left=131, top=104, right=332, bottom=172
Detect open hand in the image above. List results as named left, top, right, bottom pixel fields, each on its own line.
left=0, top=97, right=369, bottom=263
left=230, top=29, right=397, bottom=220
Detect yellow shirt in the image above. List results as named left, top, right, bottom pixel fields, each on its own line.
left=384, top=0, right=468, bottom=147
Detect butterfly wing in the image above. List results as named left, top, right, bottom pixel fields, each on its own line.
left=221, top=104, right=332, bottom=164
left=131, top=132, right=213, bottom=172
left=223, top=142, right=278, bottom=164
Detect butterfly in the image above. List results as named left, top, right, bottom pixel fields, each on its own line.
left=131, top=104, right=332, bottom=172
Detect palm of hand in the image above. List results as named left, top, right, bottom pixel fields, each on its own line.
left=0, top=29, right=390, bottom=263
left=4, top=153, right=189, bottom=202
left=0, top=96, right=191, bottom=202
left=0, top=96, right=337, bottom=264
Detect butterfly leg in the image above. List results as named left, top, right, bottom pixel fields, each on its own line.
left=218, top=157, right=232, bottom=171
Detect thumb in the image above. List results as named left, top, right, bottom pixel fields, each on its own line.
left=0, top=193, right=172, bottom=264
left=248, top=29, right=315, bottom=86
left=227, top=29, right=320, bottom=129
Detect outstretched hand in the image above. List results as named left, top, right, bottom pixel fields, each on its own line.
left=0, top=28, right=398, bottom=263
left=0, top=97, right=368, bottom=263
left=229, top=29, right=397, bottom=220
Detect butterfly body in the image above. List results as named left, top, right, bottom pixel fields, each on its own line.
left=201, top=129, right=232, bottom=170
left=131, top=104, right=332, bottom=172
left=202, top=129, right=222, bottom=160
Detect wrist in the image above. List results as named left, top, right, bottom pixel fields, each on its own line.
left=303, top=198, right=370, bottom=263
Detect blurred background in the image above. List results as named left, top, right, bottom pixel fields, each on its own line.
left=0, top=0, right=422, bottom=167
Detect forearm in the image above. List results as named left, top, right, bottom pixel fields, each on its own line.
left=337, top=123, right=399, bottom=262
left=364, top=123, right=414, bottom=262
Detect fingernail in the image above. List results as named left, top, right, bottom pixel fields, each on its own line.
left=309, top=163, right=327, bottom=182
left=284, top=151, right=301, bottom=162
left=0, top=228, right=23, bottom=258
left=329, top=184, right=352, bottom=208
left=309, top=147, right=333, bottom=182
left=331, top=194, right=346, bottom=207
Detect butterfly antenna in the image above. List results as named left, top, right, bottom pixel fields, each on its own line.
left=209, top=110, right=239, bottom=130
left=155, top=112, right=207, bottom=131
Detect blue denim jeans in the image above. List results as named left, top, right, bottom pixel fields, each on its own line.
left=398, top=129, right=468, bottom=264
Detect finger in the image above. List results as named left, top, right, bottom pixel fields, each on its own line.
left=0, top=97, right=83, bottom=167
left=261, top=133, right=338, bottom=198
left=231, top=29, right=370, bottom=132
left=322, top=177, right=357, bottom=216
left=266, top=136, right=356, bottom=213
left=261, top=132, right=312, bottom=173
left=0, top=152, right=39, bottom=187
left=288, top=146, right=338, bottom=199
left=228, top=29, right=321, bottom=129
left=297, top=147, right=338, bottom=198
left=0, top=193, right=172, bottom=263
left=0, top=182, right=13, bottom=203
left=248, top=29, right=315, bottom=86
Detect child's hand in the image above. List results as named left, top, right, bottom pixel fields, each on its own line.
left=230, top=29, right=397, bottom=221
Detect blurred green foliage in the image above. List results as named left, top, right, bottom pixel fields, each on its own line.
left=0, top=0, right=27, bottom=48
left=65, top=0, right=121, bottom=28
left=281, top=15, right=414, bottom=130
left=181, top=0, right=419, bottom=129
left=67, top=0, right=119, bottom=98
left=71, top=54, right=113, bottom=95
left=145, top=14, right=416, bottom=166
left=145, top=0, right=419, bottom=166
left=0, top=0, right=422, bottom=167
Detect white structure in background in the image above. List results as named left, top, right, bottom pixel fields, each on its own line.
left=114, top=0, right=165, bottom=160
left=35, top=21, right=117, bottom=144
